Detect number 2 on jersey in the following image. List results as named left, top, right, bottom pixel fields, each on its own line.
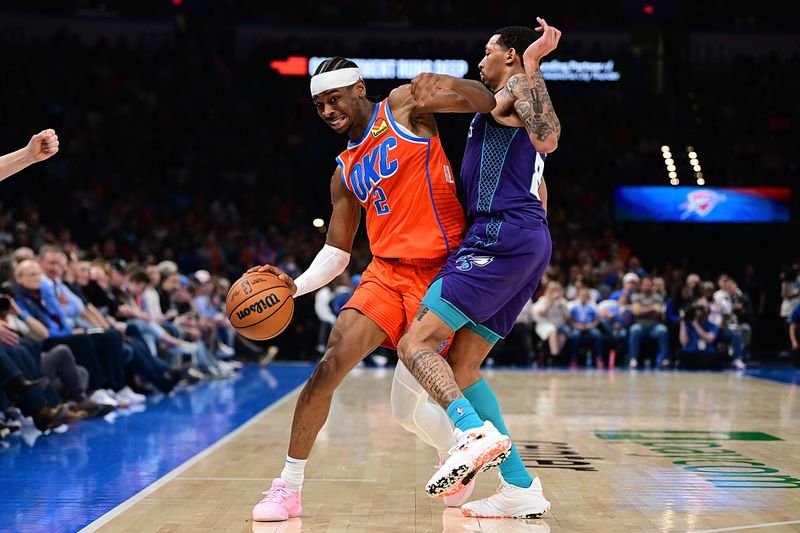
left=372, top=186, right=390, bottom=215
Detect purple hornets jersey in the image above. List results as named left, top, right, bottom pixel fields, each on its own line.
left=461, top=113, right=547, bottom=228
left=425, top=111, right=554, bottom=338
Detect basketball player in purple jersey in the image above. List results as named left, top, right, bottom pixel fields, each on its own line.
left=393, top=20, right=562, bottom=518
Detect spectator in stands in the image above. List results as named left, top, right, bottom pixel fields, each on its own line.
left=790, top=301, right=800, bottom=367
left=533, top=282, right=571, bottom=363
left=1, top=290, right=112, bottom=419
left=780, top=262, right=800, bottom=354
left=686, top=273, right=703, bottom=302
left=313, top=273, right=350, bottom=357
left=609, top=272, right=639, bottom=301
left=677, top=303, right=723, bottom=370
left=727, top=277, right=753, bottom=360
left=566, top=273, right=600, bottom=303
left=568, top=287, right=605, bottom=368
left=597, top=292, right=633, bottom=367
left=0, top=129, right=59, bottom=182
left=628, top=275, right=670, bottom=369
left=0, top=345, right=85, bottom=431
left=708, top=277, right=746, bottom=370
left=157, top=270, right=182, bottom=318
left=499, top=296, right=537, bottom=367
left=652, top=276, right=667, bottom=299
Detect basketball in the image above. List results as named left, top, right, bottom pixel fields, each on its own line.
left=225, top=271, right=294, bottom=340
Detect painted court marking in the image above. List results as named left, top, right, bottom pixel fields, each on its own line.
left=689, top=519, right=800, bottom=532
left=79, top=383, right=305, bottom=532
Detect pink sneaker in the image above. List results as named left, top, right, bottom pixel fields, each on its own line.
left=252, top=478, right=302, bottom=522
left=439, top=458, right=476, bottom=507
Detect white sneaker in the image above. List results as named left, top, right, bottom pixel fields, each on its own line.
left=426, top=421, right=511, bottom=498
left=117, top=386, right=147, bottom=404
left=438, top=458, right=476, bottom=507
left=461, top=475, right=550, bottom=519
left=628, top=358, right=638, bottom=369
left=90, top=389, right=118, bottom=408
left=103, top=389, right=129, bottom=408
left=733, top=359, right=746, bottom=370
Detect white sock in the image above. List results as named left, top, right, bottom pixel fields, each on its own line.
left=280, top=455, right=307, bottom=491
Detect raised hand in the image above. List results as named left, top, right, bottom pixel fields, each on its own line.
left=524, top=17, right=562, bottom=65
left=27, top=129, right=60, bottom=162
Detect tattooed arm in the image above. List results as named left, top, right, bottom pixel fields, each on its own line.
left=508, top=17, right=562, bottom=154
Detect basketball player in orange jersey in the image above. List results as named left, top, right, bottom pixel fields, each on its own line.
left=249, top=58, right=511, bottom=522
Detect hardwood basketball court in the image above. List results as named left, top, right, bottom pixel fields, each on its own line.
left=83, top=368, right=800, bottom=533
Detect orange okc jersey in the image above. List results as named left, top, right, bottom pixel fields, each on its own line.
left=336, top=99, right=465, bottom=260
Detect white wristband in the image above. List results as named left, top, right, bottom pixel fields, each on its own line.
left=294, top=244, right=351, bottom=298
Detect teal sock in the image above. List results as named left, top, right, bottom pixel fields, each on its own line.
left=462, top=378, right=533, bottom=489
left=446, top=397, right=484, bottom=432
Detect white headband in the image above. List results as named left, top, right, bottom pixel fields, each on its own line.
left=310, top=67, right=362, bottom=96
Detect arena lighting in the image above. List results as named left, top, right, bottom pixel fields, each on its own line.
left=269, top=56, right=308, bottom=76
left=312, top=218, right=324, bottom=228
left=538, top=59, right=621, bottom=81
left=642, top=3, right=655, bottom=15
left=308, top=56, right=469, bottom=79
left=662, top=145, right=677, bottom=183
left=276, top=56, right=623, bottom=82
left=687, top=146, right=704, bottom=183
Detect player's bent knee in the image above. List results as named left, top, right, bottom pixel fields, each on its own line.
left=305, top=352, right=349, bottom=397
left=397, top=331, right=442, bottom=364
left=449, top=360, right=482, bottom=389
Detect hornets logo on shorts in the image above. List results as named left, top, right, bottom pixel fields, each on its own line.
left=456, top=254, right=494, bottom=271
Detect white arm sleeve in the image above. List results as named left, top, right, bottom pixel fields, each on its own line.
left=294, top=244, right=351, bottom=298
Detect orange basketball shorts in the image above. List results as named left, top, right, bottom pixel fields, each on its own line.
left=343, top=256, right=453, bottom=352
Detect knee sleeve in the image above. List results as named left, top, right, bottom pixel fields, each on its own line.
left=390, top=361, right=454, bottom=455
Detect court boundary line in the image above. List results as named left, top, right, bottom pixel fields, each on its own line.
left=79, top=380, right=306, bottom=532
left=743, top=371, right=799, bottom=388
left=689, top=518, right=800, bottom=532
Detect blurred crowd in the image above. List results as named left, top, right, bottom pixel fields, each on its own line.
left=0, top=243, right=254, bottom=439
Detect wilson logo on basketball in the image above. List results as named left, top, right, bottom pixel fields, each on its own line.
left=371, top=118, right=389, bottom=139
left=235, top=293, right=281, bottom=320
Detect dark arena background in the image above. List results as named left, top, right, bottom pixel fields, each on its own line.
left=0, top=2, right=799, bottom=532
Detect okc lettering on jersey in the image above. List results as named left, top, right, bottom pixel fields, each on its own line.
left=348, top=136, right=399, bottom=202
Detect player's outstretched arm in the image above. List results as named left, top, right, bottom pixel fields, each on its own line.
left=0, top=129, right=60, bottom=182
left=391, top=75, right=495, bottom=116
left=508, top=17, right=562, bottom=153
left=248, top=167, right=357, bottom=297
